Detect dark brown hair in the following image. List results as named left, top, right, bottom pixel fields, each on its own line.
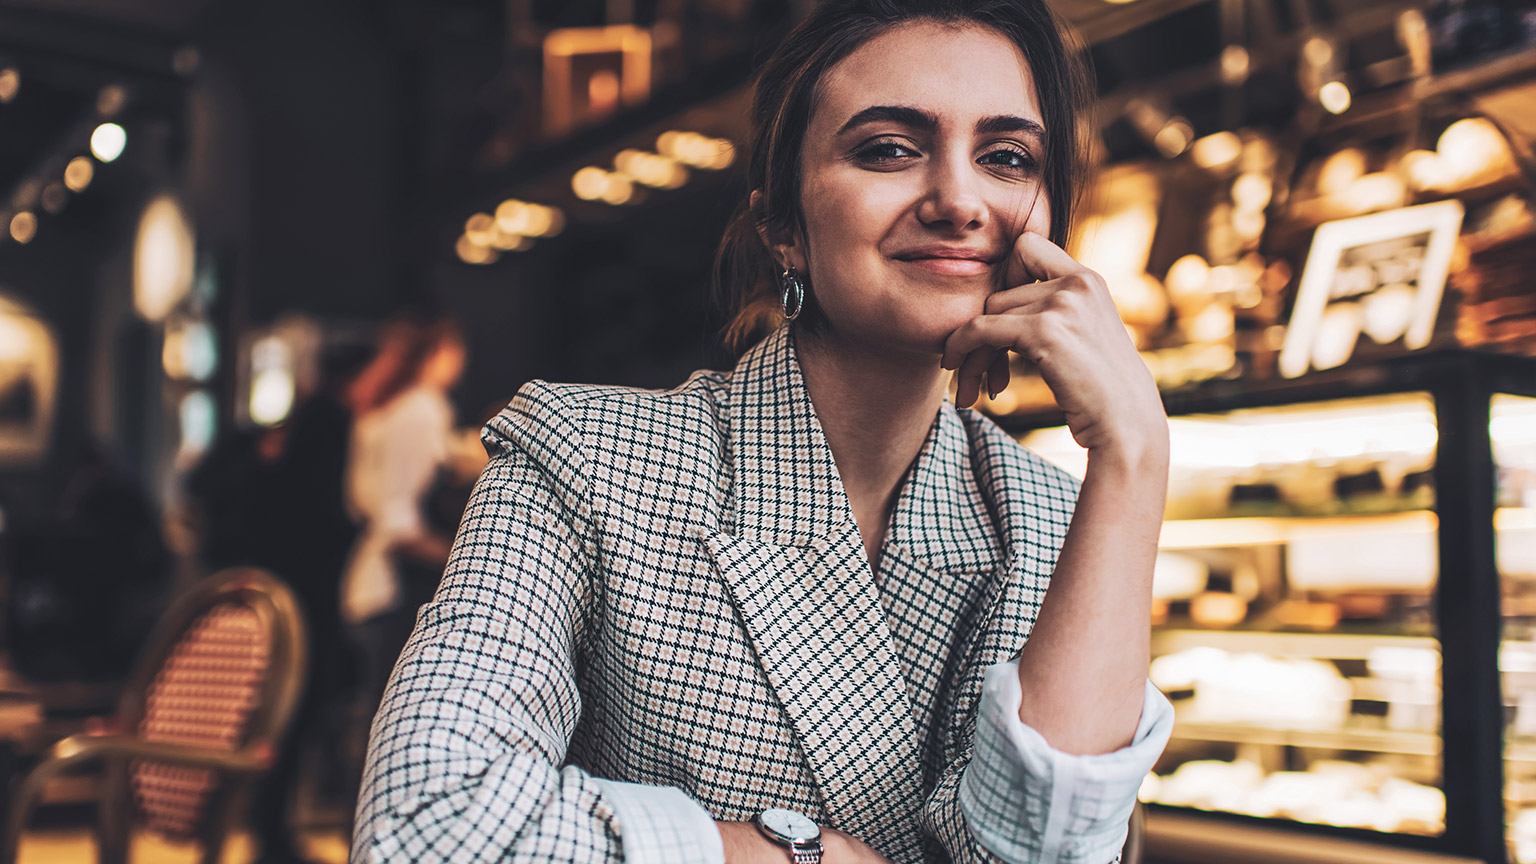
left=710, top=0, right=1095, bottom=355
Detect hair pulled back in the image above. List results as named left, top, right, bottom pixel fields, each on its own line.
left=710, top=0, right=1095, bottom=355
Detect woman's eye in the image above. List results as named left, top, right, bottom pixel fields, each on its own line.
left=980, top=148, right=1037, bottom=170
left=857, top=141, right=918, bottom=164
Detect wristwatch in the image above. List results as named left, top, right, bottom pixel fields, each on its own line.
left=755, top=808, right=823, bottom=864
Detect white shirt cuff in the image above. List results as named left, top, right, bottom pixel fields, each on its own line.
left=594, top=778, right=726, bottom=864
left=959, top=660, right=1174, bottom=864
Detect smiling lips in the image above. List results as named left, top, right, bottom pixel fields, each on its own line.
left=892, top=246, right=1000, bottom=276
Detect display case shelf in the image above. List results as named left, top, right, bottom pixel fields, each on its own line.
left=1169, top=720, right=1440, bottom=756
left=996, top=350, right=1536, bottom=864
left=1152, top=628, right=1436, bottom=659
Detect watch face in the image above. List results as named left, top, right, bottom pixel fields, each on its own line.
left=759, top=808, right=820, bottom=843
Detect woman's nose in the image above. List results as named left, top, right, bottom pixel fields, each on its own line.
left=915, top=154, right=986, bottom=231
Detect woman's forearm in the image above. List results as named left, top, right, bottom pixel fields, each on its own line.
left=1013, top=437, right=1168, bottom=755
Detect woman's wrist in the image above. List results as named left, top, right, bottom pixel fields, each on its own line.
left=718, top=820, right=778, bottom=864
left=1085, top=429, right=1170, bottom=481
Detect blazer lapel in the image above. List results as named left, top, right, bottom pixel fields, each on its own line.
left=705, top=327, right=923, bottom=854
left=876, top=404, right=1006, bottom=781
left=943, top=411, right=1076, bottom=762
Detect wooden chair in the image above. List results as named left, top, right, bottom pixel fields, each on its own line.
left=2, top=567, right=307, bottom=864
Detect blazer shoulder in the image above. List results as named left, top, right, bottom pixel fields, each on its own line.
left=481, top=371, right=730, bottom=466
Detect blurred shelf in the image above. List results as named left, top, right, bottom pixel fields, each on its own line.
left=1159, top=510, right=1435, bottom=549
left=1153, top=628, right=1436, bottom=658
left=1157, top=507, right=1530, bottom=550
left=1170, top=719, right=1440, bottom=756
left=1145, top=809, right=1476, bottom=864
left=1505, top=741, right=1536, bottom=764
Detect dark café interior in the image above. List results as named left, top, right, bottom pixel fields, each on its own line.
left=1, top=0, right=1535, bottom=862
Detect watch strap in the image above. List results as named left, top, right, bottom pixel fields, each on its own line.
left=790, top=841, right=821, bottom=864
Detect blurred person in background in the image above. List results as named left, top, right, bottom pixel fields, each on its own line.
left=340, top=316, right=465, bottom=797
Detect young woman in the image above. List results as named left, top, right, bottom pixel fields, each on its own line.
left=353, top=2, right=1172, bottom=862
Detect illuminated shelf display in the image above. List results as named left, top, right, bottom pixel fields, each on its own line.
left=1499, top=393, right=1536, bottom=864
left=1009, top=357, right=1536, bottom=857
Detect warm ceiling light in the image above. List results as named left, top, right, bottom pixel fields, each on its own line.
left=465, top=212, right=495, bottom=245
left=90, top=123, right=127, bottom=162
left=1303, top=36, right=1335, bottom=68
left=572, top=166, right=609, bottom=200
left=1219, top=45, right=1250, bottom=84
left=63, top=156, right=94, bottom=191
left=1192, top=131, right=1242, bottom=171
left=455, top=234, right=499, bottom=265
left=599, top=173, right=634, bottom=205
left=656, top=131, right=734, bottom=170
left=614, top=149, right=688, bottom=188
left=705, top=139, right=736, bottom=170
left=1319, top=80, right=1351, bottom=114
left=1153, top=120, right=1194, bottom=158
left=0, top=67, right=18, bottom=103
left=523, top=205, right=565, bottom=237
left=9, top=211, right=37, bottom=244
left=496, top=200, right=531, bottom=234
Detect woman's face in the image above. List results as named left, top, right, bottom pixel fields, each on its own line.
left=791, top=20, right=1052, bottom=356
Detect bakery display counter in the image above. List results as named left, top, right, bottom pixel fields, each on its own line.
left=999, top=351, right=1536, bottom=863
left=1497, top=394, right=1536, bottom=864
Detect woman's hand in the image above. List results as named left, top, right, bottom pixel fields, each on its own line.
left=941, top=232, right=1167, bottom=461
left=717, top=822, right=890, bottom=864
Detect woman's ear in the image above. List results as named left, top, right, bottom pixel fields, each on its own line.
left=750, top=189, right=805, bottom=272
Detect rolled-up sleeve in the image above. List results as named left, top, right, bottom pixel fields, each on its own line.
left=957, top=660, right=1173, bottom=864
left=594, top=779, right=726, bottom=864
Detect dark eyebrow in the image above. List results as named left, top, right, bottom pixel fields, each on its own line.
left=977, top=114, right=1045, bottom=140
left=837, top=105, right=938, bottom=135
left=837, top=104, right=1045, bottom=140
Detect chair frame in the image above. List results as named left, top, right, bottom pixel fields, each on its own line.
left=2, top=567, right=307, bottom=864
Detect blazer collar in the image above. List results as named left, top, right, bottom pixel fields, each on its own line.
left=884, top=404, right=1004, bottom=578
left=724, top=324, right=852, bottom=546
left=724, top=324, right=1006, bottom=573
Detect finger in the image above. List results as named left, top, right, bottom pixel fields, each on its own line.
left=984, top=278, right=1058, bottom=315
left=943, top=315, right=1040, bottom=368
left=1003, top=230, right=1094, bottom=288
left=985, top=350, right=1011, bottom=399
left=954, top=348, right=994, bottom=409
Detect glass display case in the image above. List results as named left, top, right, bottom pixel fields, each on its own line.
left=997, top=350, right=1536, bottom=864
left=1499, top=394, right=1536, bottom=864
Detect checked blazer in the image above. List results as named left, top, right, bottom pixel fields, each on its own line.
left=354, top=325, right=1165, bottom=864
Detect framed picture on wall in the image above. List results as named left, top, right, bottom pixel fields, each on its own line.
left=1280, top=199, right=1465, bottom=379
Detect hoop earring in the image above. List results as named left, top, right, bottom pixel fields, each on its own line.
left=779, top=267, right=805, bottom=321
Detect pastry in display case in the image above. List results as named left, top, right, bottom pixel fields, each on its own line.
left=1000, top=351, right=1536, bottom=863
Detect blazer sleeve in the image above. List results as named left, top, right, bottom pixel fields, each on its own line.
left=919, top=661, right=1173, bottom=864
left=351, top=385, right=723, bottom=864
